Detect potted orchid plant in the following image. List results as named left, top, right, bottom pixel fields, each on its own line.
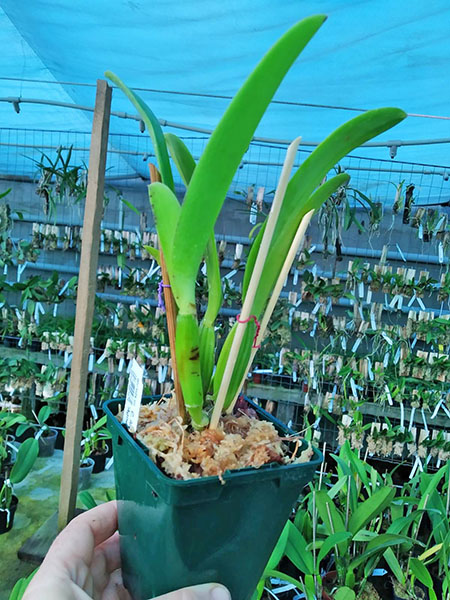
left=103, top=14, right=406, bottom=600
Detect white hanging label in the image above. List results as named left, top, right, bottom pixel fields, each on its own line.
left=122, top=359, right=144, bottom=433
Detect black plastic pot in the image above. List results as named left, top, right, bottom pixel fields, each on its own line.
left=104, top=397, right=322, bottom=600
left=38, top=428, right=58, bottom=457
left=91, top=444, right=110, bottom=474
left=0, top=495, right=18, bottom=534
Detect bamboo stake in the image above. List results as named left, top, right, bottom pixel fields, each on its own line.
left=149, top=164, right=186, bottom=422
left=210, top=137, right=301, bottom=429
left=226, top=208, right=314, bottom=414
left=58, top=80, right=111, bottom=530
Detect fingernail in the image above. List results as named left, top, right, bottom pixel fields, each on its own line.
left=210, top=585, right=231, bottom=600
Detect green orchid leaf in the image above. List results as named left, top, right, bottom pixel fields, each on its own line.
left=348, top=534, right=409, bottom=570
left=10, top=437, right=39, bottom=484
left=265, top=521, right=290, bottom=572
left=164, top=132, right=196, bottom=186
left=285, top=520, right=314, bottom=575
left=383, top=548, right=405, bottom=585
left=105, top=72, right=174, bottom=190
left=317, top=531, right=352, bottom=564
left=410, top=558, right=437, bottom=600
left=334, top=588, right=356, bottom=600
left=170, top=15, right=327, bottom=312
left=148, top=182, right=181, bottom=273
left=142, top=245, right=161, bottom=264
left=249, top=107, right=406, bottom=318
left=315, top=490, right=347, bottom=555
left=348, top=485, right=395, bottom=534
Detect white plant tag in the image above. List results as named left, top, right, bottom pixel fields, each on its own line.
left=118, top=357, right=125, bottom=372
left=438, top=242, right=444, bottom=264
left=396, top=243, right=407, bottom=262
left=366, top=289, right=372, bottom=304
left=88, top=353, right=94, bottom=372
left=122, top=359, right=144, bottom=433
left=385, top=384, right=393, bottom=405
left=381, top=331, right=393, bottom=346
left=352, top=338, right=362, bottom=352
left=90, top=404, right=98, bottom=420
left=367, top=357, right=374, bottom=381
left=105, top=457, right=114, bottom=470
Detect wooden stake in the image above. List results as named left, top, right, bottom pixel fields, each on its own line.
left=210, top=137, right=301, bottom=429
left=58, top=80, right=111, bottom=530
left=149, top=164, right=186, bottom=422
left=227, top=209, right=314, bottom=414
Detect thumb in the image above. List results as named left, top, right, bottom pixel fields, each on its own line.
left=151, top=583, right=231, bottom=600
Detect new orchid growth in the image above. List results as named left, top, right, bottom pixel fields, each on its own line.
left=106, top=14, right=406, bottom=430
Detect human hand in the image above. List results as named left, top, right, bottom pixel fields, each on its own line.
left=22, top=500, right=231, bottom=600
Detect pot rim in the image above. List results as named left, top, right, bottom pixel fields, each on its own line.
left=80, top=457, right=95, bottom=469
left=104, top=396, right=323, bottom=488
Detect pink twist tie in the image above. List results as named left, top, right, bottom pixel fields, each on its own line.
left=236, top=313, right=261, bottom=349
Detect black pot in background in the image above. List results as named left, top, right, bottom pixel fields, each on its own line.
left=38, top=429, right=58, bottom=457
left=0, top=495, right=18, bottom=534
left=54, top=429, right=65, bottom=451
left=91, top=444, right=110, bottom=474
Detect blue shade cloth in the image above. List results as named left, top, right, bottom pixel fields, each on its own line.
left=0, top=0, right=449, bottom=180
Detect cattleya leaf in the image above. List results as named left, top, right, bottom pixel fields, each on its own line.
left=105, top=72, right=174, bottom=191
left=164, top=133, right=196, bottom=186
left=148, top=183, right=181, bottom=273
left=170, top=15, right=327, bottom=313
left=245, top=107, right=406, bottom=318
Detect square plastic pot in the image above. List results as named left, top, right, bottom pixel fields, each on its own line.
left=104, top=397, right=322, bottom=600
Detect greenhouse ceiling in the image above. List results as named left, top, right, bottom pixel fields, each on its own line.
left=0, top=0, right=449, bottom=179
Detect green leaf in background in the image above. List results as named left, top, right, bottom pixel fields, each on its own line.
left=315, top=490, right=347, bottom=554
left=410, top=558, right=437, bottom=600
left=348, top=485, right=395, bottom=534
left=265, top=521, right=290, bottom=572
left=285, top=520, right=314, bottom=575
left=383, top=548, right=405, bottom=585
left=8, top=569, right=38, bottom=600
left=334, top=587, right=356, bottom=600
left=119, top=197, right=141, bottom=216
left=348, top=534, right=409, bottom=570
left=10, top=437, right=39, bottom=484
left=317, top=531, right=352, bottom=564
left=78, top=490, right=98, bottom=510
left=142, top=245, right=161, bottom=263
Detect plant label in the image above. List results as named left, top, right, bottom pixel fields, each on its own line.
left=122, top=359, right=144, bottom=433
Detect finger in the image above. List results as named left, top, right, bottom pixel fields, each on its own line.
left=101, top=569, right=132, bottom=600
left=151, top=583, right=231, bottom=600
left=90, top=532, right=122, bottom=594
left=96, top=531, right=122, bottom=574
left=50, top=500, right=118, bottom=566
